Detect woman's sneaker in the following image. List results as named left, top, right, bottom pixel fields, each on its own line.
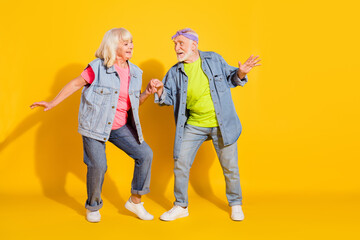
left=125, top=198, right=154, bottom=220
left=160, top=205, right=189, bottom=221
left=86, top=209, right=101, bottom=223
left=231, top=205, right=244, bottom=221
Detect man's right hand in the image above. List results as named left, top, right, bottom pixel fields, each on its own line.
left=149, top=79, right=164, bottom=97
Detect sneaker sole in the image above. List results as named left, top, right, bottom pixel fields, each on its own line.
left=160, top=212, right=189, bottom=221
left=86, top=210, right=101, bottom=223
left=86, top=217, right=101, bottom=223
left=231, top=215, right=245, bottom=221
left=86, top=215, right=101, bottom=223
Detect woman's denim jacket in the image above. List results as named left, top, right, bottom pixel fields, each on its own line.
left=78, top=58, right=144, bottom=143
left=155, top=51, right=248, bottom=159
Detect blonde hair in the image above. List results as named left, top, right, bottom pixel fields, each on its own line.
left=95, top=28, right=132, bottom=68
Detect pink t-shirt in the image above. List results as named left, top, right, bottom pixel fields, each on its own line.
left=81, top=65, right=131, bottom=130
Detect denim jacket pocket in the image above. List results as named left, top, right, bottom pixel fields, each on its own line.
left=93, top=86, right=112, bottom=95
left=79, top=105, right=94, bottom=130
left=90, top=86, right=112, bottom=133
left=214, top=75, right=227, bottom=92
left=93, top=86, right=112, bottom=106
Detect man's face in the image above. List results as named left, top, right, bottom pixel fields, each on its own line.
left=173, top=35, right=195, bottom=62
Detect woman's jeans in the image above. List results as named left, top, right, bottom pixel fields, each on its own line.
left=83, top=124, right=153, bottom=211
left=174, top=124, right=242, bottom=207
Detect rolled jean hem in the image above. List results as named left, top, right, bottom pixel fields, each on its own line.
left=229, top=201, right=242, bottom=207
left=85, top=202, right=103, bottom=211
left=174, top=202, right=188, bottom=208
left=131, top=188, right=150, bottom=195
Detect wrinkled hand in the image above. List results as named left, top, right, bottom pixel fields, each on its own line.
left=238, top=55, right=261, bottom=79
left=148, top=79, right=163, bottom=94
left=152, top=79, right=163, bottom=91
left=145, top=80, right=157, bottom=95
left=30, top=101, right=54, bottom=111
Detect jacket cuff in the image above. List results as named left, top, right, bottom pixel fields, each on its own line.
left=232, top=74, right=248, bottom=87
left=154, top=90, right=167, bottom=104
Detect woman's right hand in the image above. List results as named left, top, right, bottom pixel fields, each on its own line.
left=30, top=101, right=54, bottom=111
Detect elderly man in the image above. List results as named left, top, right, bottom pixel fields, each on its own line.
left=152, top=28, right=260, bottom=221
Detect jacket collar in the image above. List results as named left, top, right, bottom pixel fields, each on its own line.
left=106, top=64, right=117, bottom=74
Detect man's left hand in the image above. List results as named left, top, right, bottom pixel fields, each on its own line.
left=238, top=55, right=261, bottom=79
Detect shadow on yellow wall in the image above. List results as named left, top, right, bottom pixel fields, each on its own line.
left=139, top=59, right=174, bottom=209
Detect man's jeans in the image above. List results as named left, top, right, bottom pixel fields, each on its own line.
left=174, top=124, right=242, bottom=207
left=83, top=123, right=153, bottom=211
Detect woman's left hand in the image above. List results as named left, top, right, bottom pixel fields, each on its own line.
left=145, top=79, right=159, bottom=95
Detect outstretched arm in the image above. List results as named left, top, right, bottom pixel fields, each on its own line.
left=30, top=75, right=88, bottom=111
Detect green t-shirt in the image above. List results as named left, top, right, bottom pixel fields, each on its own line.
left=184, top=57, right=218, bottom=127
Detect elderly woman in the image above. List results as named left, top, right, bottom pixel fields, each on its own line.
left=31, top=28, right=155, bottom=222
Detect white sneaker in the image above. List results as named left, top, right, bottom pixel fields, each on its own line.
left=231, top=205, right=244, bottom=221
left=86, top=209, right=101, bottom=223
left=125, top=199, right=154, bottom=220
left=160, top=205, right=189, bottom=221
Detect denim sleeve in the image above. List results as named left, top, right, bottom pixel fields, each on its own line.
left=231, top=74, right=248, bottom=87
left=218, top=54, right=248, bottom=88
left=154, top=70, right=175, bottom=106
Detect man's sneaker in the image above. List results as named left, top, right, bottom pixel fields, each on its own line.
left=125, top=198, right=154, bottom=220
left=86, top=209, right=101, bottom=223
left=231, top=205, right=244, bottom=221
left=160, top=205, right=189, bottom=221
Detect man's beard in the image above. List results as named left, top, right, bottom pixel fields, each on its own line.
left=177, top=46, right=193, bottom=62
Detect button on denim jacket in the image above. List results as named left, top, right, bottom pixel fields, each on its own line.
left=155, top=51, right=248, bottom=159
left=78, top=58, right=144, bottom=143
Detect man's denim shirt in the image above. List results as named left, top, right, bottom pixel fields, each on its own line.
left=155, top=51, right=248, bottom=159
left=78, top=58, right=144, bottom=143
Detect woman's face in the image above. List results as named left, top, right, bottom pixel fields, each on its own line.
left=116, top=39, right=133, bottom=61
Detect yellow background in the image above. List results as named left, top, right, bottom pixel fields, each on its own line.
left=1, top=0, right=359, bottom=239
